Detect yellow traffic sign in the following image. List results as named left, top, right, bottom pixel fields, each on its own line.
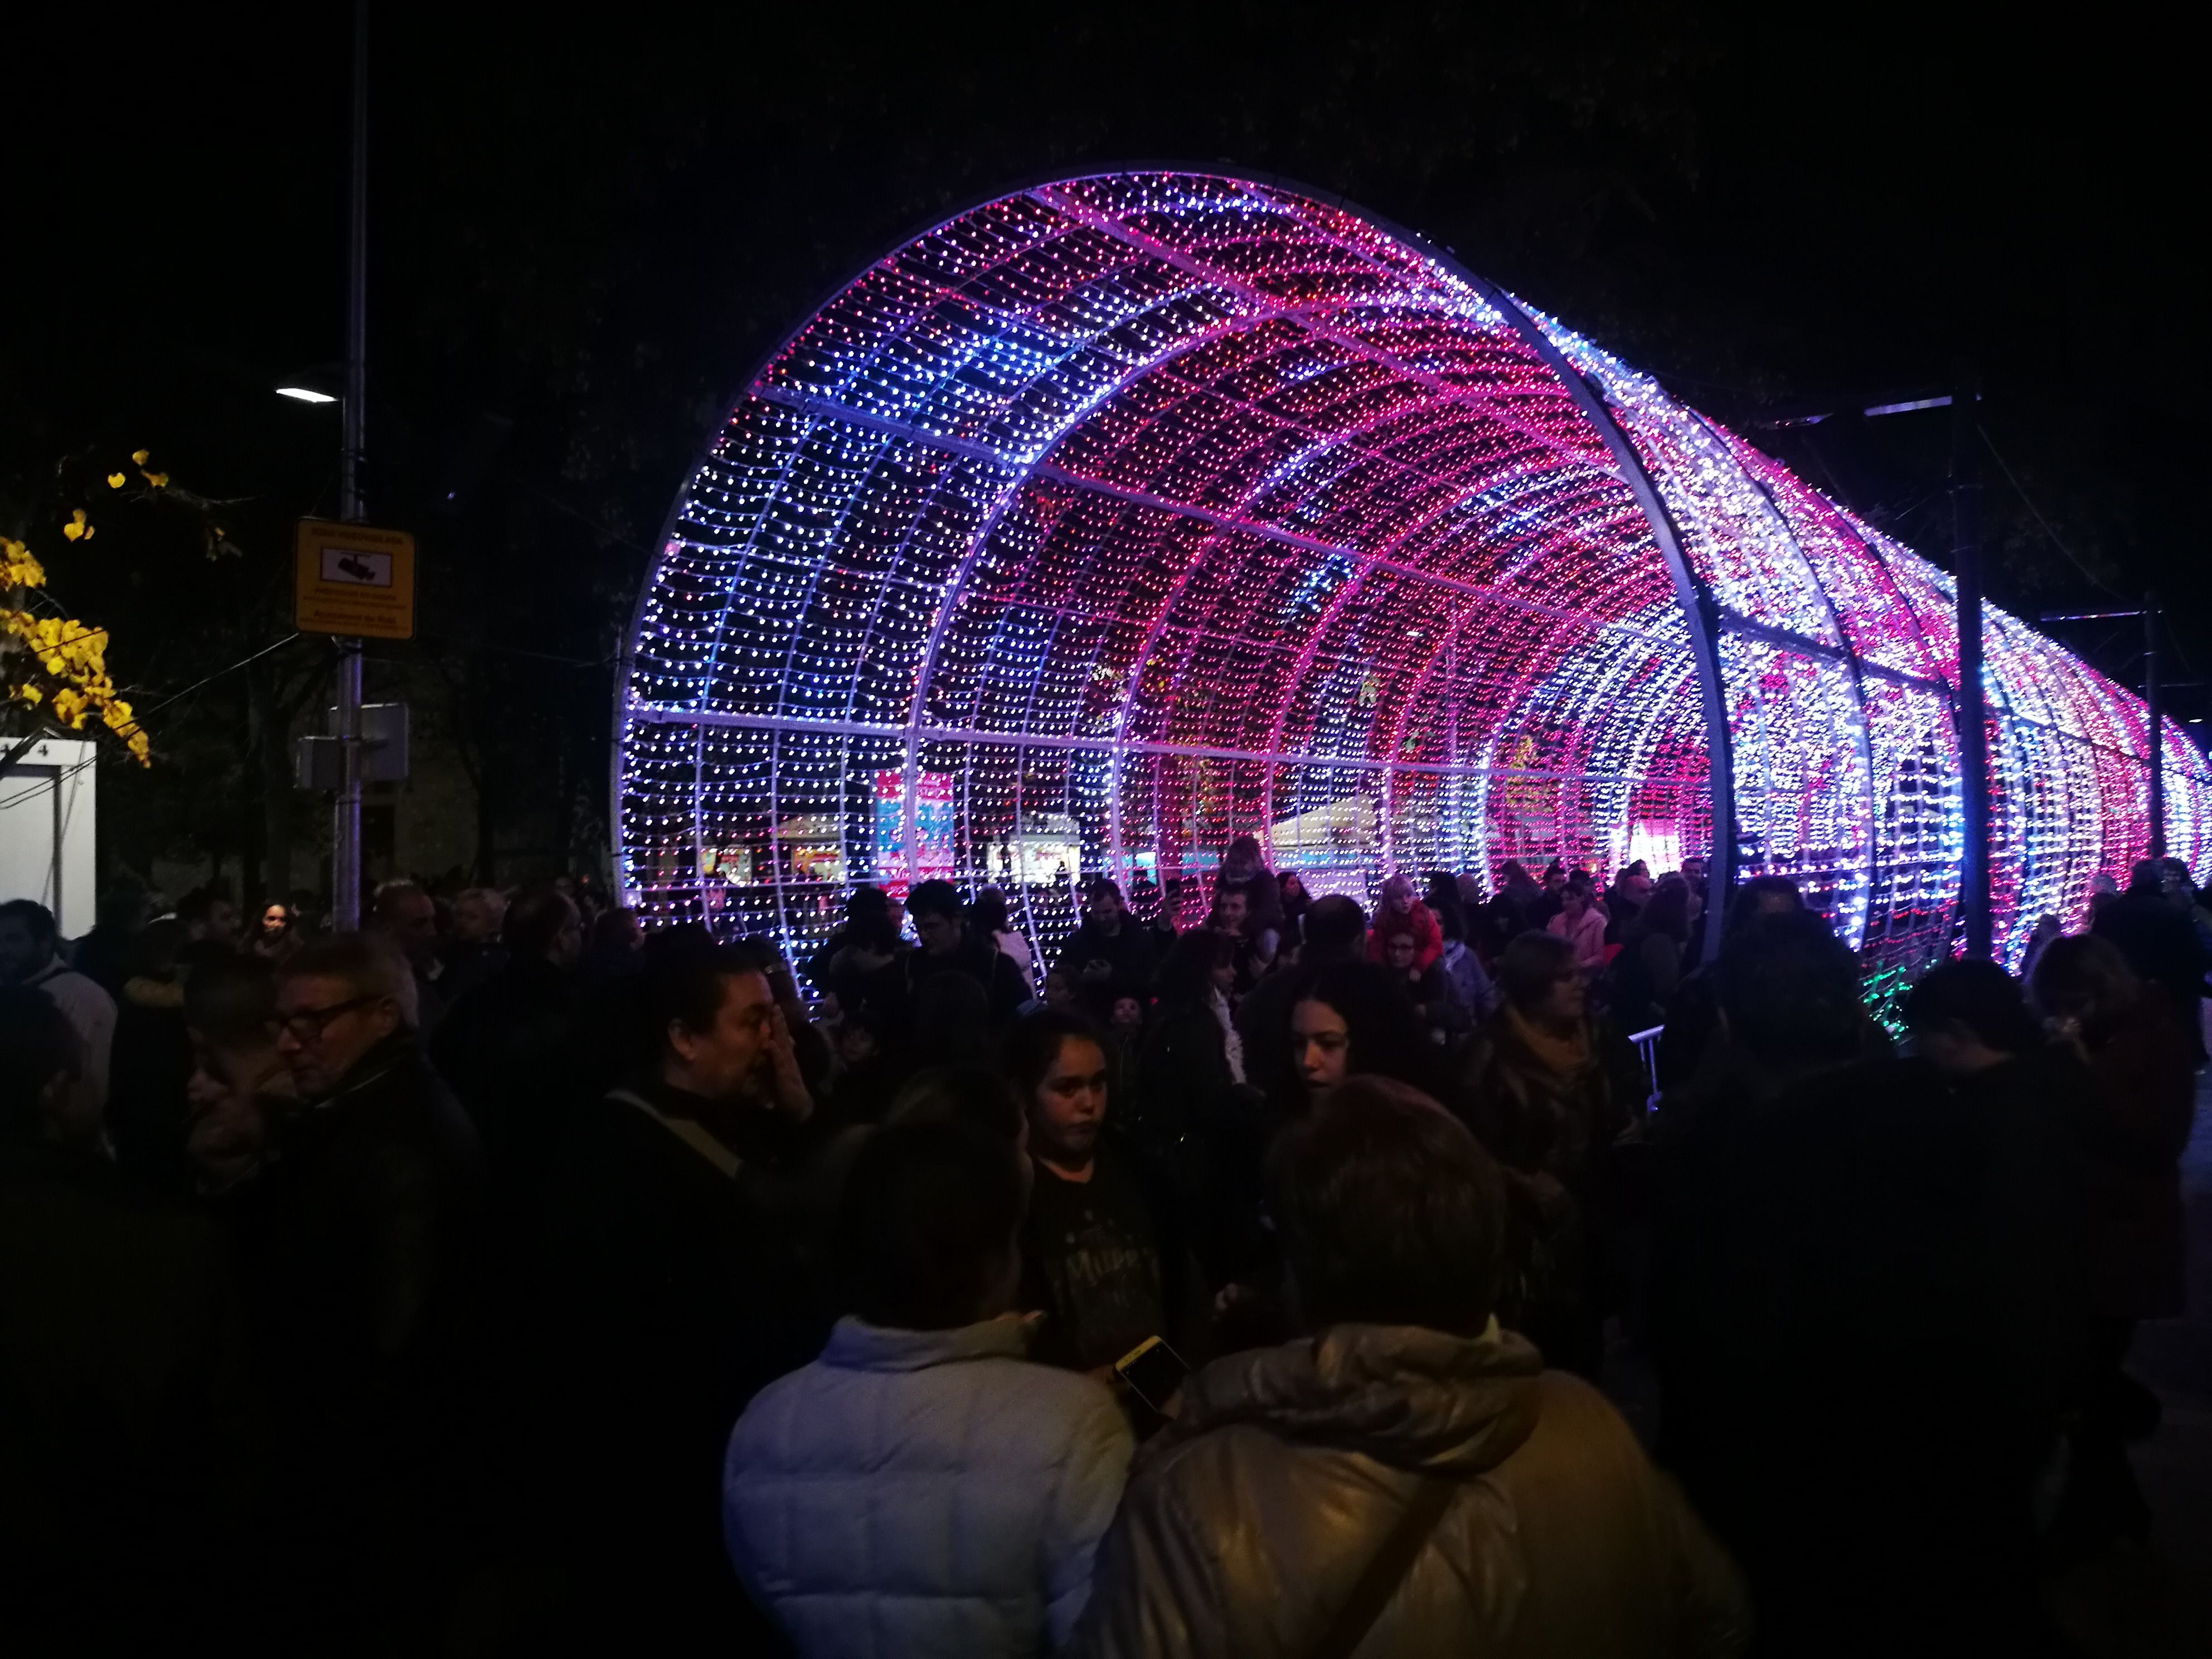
left=295, top=519, right=415, bottom=639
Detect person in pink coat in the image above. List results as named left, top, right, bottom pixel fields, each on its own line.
left=1546, top=877, right=1610, bottom=971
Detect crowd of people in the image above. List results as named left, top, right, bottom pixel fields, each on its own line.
left=0, top=838, right=2201, bottom=1656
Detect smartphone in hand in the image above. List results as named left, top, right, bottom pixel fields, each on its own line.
left=1112, top=1335, right=1190, bottom=1415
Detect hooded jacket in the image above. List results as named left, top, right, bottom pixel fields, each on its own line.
left=1071, top=1322, right=1748, bottom=1659
left=725, top=1316, right=1134, bottom=1657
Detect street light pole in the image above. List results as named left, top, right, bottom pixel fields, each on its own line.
left=333, top=0, right=368, bottom=930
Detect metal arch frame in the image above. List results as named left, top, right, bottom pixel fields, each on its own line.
left=1784, top=483, right=1967, bottom=964
left=1690, top=407, right=1879, bottom=952
left=1472, top=283, right=1738, bottom=964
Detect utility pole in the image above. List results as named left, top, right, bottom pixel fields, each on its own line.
left=1952, top=365, right=1991, bottom=959
left=2146, top=591, right=2165, bottom=857
left=334, top=0, right=368, bottom=930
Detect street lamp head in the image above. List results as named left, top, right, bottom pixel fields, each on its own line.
left=276, top=386, right=338, bottom=405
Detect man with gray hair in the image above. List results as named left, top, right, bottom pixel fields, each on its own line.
left=245, top=933, right=484, bottom=1640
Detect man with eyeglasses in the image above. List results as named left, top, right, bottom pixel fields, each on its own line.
left=248, top=933, right=484, bottom=1643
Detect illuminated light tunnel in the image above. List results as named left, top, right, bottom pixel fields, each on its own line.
left=613, top=170, right=2212, bottom=1009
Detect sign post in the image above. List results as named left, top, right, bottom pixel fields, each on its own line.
left=297, top=513, right=410, bottom=930
left=295, top=520, right=415, bottom=639
left=329, top=0, right=372, bottom=931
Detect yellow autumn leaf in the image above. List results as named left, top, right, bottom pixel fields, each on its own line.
left=131, top=449, right=150, bottom=465
left=107, top=472, right=125, bottom=488
left=62, top=509, right=88, bottom=541
left=145, top=472, right=169, bottom=488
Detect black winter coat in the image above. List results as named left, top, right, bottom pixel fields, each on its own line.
left=1, top=1141, right=255, bottom=1651
left=2093, top=886, right=2209, bottom=1039
left=430, top=954, right=583, bottom=1202
left=540, top=1081, right=818, bottom=1646
left=227, top=1032, right=486, bottom=1631
left=1058, top=917, right=1159, bottom=1007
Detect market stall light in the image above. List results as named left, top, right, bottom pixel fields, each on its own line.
left=612, top=170, right=2209, bottom=1010
left=275, top=386, right=338, bottom=404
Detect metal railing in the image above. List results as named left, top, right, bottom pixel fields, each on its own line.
left=1627, top=1023, right=1665, bottom=1116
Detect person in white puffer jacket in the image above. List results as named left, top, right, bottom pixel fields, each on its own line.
left=724, top=1117, right=1135, bottom=1657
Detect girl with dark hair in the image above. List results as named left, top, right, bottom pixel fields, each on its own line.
left=1285, top=961, right=1433, bottom=1111
left=1006, top=1009, right=1197, bottom=1377
left=251, top=901, right=299, bottom=965
left=1148, top=928, right=1242, bottom=1080
left=971, top=886, right=1034, bottom=983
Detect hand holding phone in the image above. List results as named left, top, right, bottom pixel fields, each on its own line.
left=1113, top=1335, right=1189, bottom=1417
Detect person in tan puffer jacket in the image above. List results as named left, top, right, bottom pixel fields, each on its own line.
left=1071, top=1076, right=1749, bottom=1659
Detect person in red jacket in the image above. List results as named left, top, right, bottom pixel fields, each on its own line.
left=1366, top=874, right=1442, bottom=972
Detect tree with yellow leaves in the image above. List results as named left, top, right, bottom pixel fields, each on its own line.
left=3, top=493, right=153, bottom=775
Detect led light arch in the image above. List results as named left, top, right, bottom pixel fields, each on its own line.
left=614, top=171, right=2211, bottom=1005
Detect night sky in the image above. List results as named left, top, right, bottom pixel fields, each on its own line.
left=6, top=4, right=2199, bottom=873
